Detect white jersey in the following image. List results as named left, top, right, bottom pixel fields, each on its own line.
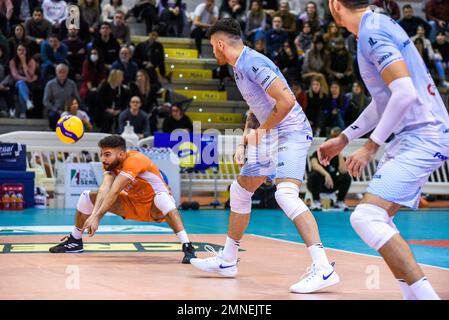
left=358, top=9, right=449, bottom=138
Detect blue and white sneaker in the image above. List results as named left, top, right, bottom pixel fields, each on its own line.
left=290, top=262, right=340, bottom=293
left=190, top=245, right=239, bottom=277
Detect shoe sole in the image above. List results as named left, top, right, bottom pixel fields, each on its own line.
left=290, top=273, right=340, bottom=294
left=190, top=259, right=237, bottom=277
left=49, top=249, right=84, bottom=253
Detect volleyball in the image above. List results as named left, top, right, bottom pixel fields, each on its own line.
left=55, top=115, right=84, bottom=144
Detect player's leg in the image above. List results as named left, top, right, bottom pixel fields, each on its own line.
left=150, top=192, right=197, bottom=263
left=352, top=193, right=439, bottom=300
left=49, top=190, right=126, bottom=253
left=190, top=175, right=266, bottom=277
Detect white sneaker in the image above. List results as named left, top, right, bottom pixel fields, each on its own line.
left=290, top=262, right=340, bottom=293
left=26, top=100, right=34, bottom=110
left=190, top=245, right=239, bottom=277
left=333, top=201, right=349, bottom=211
left=310, top=200, right=322, bottom=211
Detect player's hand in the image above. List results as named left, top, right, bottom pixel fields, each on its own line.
left=317, top=134, right=348, bottom=166
left=82, top=215, right=100, bottom=237
left=345, top=139, right=379, bottom=178
left=234, top=144, right=245, bottom=167
left=324, top=173, right=334, bottom=189
left=245, top=129, right=265, bottom=146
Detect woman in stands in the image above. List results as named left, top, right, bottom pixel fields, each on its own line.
left=61, top=98, right=93, bottom=131
left=8, top=24, right=34, bottom=57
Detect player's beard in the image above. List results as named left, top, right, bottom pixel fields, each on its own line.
left=103, top=158, right=121, bottom=171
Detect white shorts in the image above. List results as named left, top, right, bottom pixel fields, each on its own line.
left=367, top=132, right=449, bottom=209
left=240, top=127, right=313, bottom=182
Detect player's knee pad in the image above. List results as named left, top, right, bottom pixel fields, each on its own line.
left=230, top=180, right=253, bottom=214
left=76, top=190, right=93, bottom=215
left=350, top=203, right=399, bottom=251
left=275, top=182, right=309, bottom=221
left=154, top=192, right=177, bottom=215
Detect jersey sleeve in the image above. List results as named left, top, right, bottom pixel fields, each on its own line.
left=247, top=57, right=279, bottom=91
left=119, top=156, right=147, bottom=181
left=360, top=27, right=404, bottom=74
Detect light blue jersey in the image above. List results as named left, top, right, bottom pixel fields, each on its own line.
left=358, top=9, right=449, bottom=137
left=358, top=9, right=449, bottom=209
left=233, top=46, right=308, bottom=133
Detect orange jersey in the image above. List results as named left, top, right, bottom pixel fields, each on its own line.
left=109, top=150, right=170, bottom=204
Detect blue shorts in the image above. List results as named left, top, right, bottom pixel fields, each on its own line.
left=240, top=128, right=313, bottom=182
left=367, top=132, right=449, bottom=209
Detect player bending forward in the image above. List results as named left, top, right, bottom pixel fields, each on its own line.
left=318, top=0, right=449, bottom=299
left=49, top=135, right=197, bottom=264
left=189, top=18, right=340, bottom=294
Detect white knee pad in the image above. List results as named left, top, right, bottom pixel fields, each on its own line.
left=350, top=203, right=399, bottom=251
left=230, top=180, right=253, bottom=214
left=154, top=192, right=177, bottom=215
left=76, top=190, right=93, bottom=215
left=275, top=182, right=309, bottom=221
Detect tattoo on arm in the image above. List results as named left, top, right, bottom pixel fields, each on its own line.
left=272, top=106, right=278, bottom=114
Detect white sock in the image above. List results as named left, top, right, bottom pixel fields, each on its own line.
left=222, top=236, right=240, bottom=262
left=308, top=243, right=331, bottom=269
left=397, top=279, right=416, bottom=300
left=409, top=277, right=440, bottom=300
left=175, top=230, right=190, bottom=244
left=71, top=226, right=83, bottom=240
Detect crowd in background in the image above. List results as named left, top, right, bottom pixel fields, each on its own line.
left=0, top=0, right=447, bottom=140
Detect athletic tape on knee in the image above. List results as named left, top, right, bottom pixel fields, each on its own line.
left=275, top=182, right=309, bottom=220
left=76, top=190, right=93, bottom=215
left=230, top=180, right=253, bottom=214
left=154, top=192, right=177, bottom=215
left=350, top=203, right=399, bottom=251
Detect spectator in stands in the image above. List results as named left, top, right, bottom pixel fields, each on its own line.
left=133, top=31, right=168, bottom=81
left=10, top=43, right=38, bottom=116
left=159, top=0, right=186, bottom=37
left=102, top=0, right=128, bottom=24
left=399, top=4, right=430, bottom=38
left=0, top=46, right=14, bottom=118
left=261, top=0, right=278, bottom=11
left=80, top=47, right=107, bottom=116
left=42, top=0, right=67, bottom=30
left=92, top=21, right=121, bottom=68
left=63, top=25, right=86, bottom=79
left=433, top=31, right=449, bottom=87
left=10, top=0, right=40, bottom=26
left=344, top=81, right=371, bottom=126
left=8, top=23, right=33, bottom=57
left=191, top=0, right=219, bottom=58
left=328, top=36, right=353, bottom=88
left=304, top=76, right=329, bottom=136
left=129, top=69, right=159, bottom=116
left=25, top=7, right=52, bottom=55
left=307, top=126, right=351, bottom=211
left=302, top=34, right=330, bottom=81
left=319, top=81, right=347, bottom=135
left=297, top=1, right=321, bottom=34
left=43, top=63, right=80, bottom=129
left=244, top=0, right=266, bottom=45
left=130, top=0, right=158, bottom=34
left=323, top=21, right=341, bottom=51
left=118, top=96, right=150, bottom=138
left=294, top=21, right=313, bottom=55
left=111, top=10, right=131, bottom=45
left=61, top=98, right=93, bottom=131
left=162, top=104, right=193, bottom=133
left=219, top=0, right=245, bottom=31
left=266, top=15, right=288, bottom=59
left=95, top=69, right=130, bottom=133
left=58, top=6, right=90, bottom=42
left=272, top=0, right=296, bottom=37
left=414, top=37, right=433, bottom=73
left=111, top=46, right=138, bottom=85
left=0, top=0, right=12, bottom=35
left=275, top=40, right=301, bottom=85
left=40, top=33, right=68, bottom=80
left=373, top=0, right=400, bottom=20
left=253, top=38, right=268, bottom=56
left=292, top=81, right=307, bottom=110
left=80, top=0, right=101, bottom=37
left=425, top=0, right=449, bottom=43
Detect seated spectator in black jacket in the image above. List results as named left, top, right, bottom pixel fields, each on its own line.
left=111, top=10, right=131, bottom=46
left=95, top=69, right=131, bottom=133
left=162, top=104, right=193, bottom=132
left=63, top=25, right=86, bottom=79
left=111, top=46, right=138, bottom=85
left=328, top=36, right=353, bottom=88
left=118, top=96, right=150, bottom=138
left=133, top=31, right=169, bottom=80
left=8, top=24, right=34, bottom=58
left=399, top=4, right=430, bottom=37
left=307, top=127, right=351, bottom=211
left=25, top=7, right=52, bottom=55
left=344, top=81, right=371, bottom=126
left=304, top=77, right=330, bottom=136
left=275, top=40, right=301, bottom=85
left=92, top=21, right=121, bottom=68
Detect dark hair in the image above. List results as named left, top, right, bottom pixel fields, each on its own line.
left=101, top=21, right=112, bottom=29
left=33, top=7, right=43, bottom=14
left=339, top=0, right=369, bottom=9
left=402, top=4, right=412, bottom=10
left=98, top=135, right=126, bottom=151
left=207, top=18, right=241, bottom=39
left=13, top=43, right=31, bottom=67
left=48, top=32, right=59, bottom=39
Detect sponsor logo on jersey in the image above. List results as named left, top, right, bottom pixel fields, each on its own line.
left=261, top=75, right=271, bottom=86
left=403, top=39, right=411, bottom=47
left=252, top=66, right=259, bottom=73
left=277, top=162, right=284, bottom=167
left=350, top=125, right=359, bottom=130
left=433, top=152, right=448, bottom=161
left=377, top=52, right=393, bottom=66
left=443, top=129, right=449, bottom=134
left=427, top=83, right=436, bottom=96
left=368, top=37, right=378, bottom=47
left=373, top=174, right=382, bottom=179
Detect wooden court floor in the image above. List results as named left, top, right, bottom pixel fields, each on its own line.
left=1, top=234, right=448, bottom=300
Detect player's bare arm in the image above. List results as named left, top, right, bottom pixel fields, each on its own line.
left=89, top=173, right=115, bottom=216
left=235, top=111, right=259, bottom=166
